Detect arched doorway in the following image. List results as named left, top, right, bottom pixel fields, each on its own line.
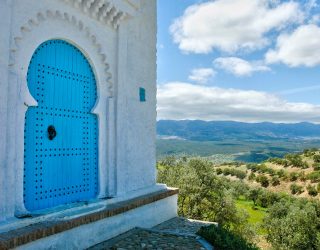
left=24, top=40, right=98, bottom=211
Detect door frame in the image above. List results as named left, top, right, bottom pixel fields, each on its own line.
left=24, top=39, right=101, bottom=211
left=9, top=11, right=119, bottom=215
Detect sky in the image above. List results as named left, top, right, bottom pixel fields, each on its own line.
left=156, top=0, right=320, bottom=123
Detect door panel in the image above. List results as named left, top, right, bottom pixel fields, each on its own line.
left=24, top=40, right=98, bottom=211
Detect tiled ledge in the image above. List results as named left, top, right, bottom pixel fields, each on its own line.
left=0, top=188, right=179, bottom=250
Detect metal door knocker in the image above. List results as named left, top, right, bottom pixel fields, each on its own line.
left=47, top=125, right=57, bottom=140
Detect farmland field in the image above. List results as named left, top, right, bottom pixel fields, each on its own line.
left=157, top=138, right=320, bottom=163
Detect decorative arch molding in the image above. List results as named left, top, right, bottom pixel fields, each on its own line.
left=9, top=10, right=116, bottom=215
left=61, top=0, right=128, bottom=28
left=10, top=10, right=114, bottom=98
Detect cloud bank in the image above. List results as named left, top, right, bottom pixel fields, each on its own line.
left=170, top=0, right=303, bottom=54
left=157, top=82, right=320, bottom=123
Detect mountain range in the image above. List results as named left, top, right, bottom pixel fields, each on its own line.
left=157, top=120, right=320, bottom=141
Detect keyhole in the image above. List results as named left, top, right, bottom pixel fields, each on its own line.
left=47, top=125, right=57, bottom=140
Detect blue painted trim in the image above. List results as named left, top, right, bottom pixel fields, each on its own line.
left=139, top=87, right=146, bottom=102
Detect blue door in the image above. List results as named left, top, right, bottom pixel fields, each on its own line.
left=24, top=40, right=98, bottom=211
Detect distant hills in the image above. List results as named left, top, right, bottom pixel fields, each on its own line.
left=157, top=120, right=320, bottom=141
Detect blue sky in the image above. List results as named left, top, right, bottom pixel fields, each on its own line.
left=156, top=0, right=320, bottom=123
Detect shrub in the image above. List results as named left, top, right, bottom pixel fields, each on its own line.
left=216, top=168, right=223, bottom=175
left=304, top=148, right=318, bottom=157
left=221, top=168, right=247, bottom=180
left=261, top=179, right=269, bottom=188
left=285, top=154, right=308, bottom=169
left=250, top=190, right=280, bottom=208
left=264, top=200, right=320, bottom=250
left=307, top=185, right=318, bottom=197
left=248, top=188, right=261, bottom=206
left=197, top=225, right=259, bottom=250
left=246, top=164, right=258, bottom=172
left=313, top=163, right=320, bottom=171
left=271, top=176, right=280, bottom=186
left=268, top=157, right=289, bottom=167
left=256, top=175, right=269, bottom=188
left=248, top=172, right=256, bottom=181
left=223, top=168, right=231, bottom=176
left=276, top=169, right=286, bottom=178
left=256, top=191, right=269, bottom=208
left=307, top=171, right=320, bottom=183
left=246, top=164, right=275, bottom=175
left=257, top=164, right=267, bottom=174
left=281, top=172, right=290, bottom=182
left=314, top=155, right=320, bottom=163
left=235, top=170, right=247, bottom=180
left=157, top=157, right=254, bottom=238
left=289, top=172, right=299, bottom=182
left=266, top=192, right=281, bottom=207
left=299, top=171, right=307, bottom=182
left=230, top=181, right=250, bottom=199
left=290, top=183, right=304, bottom=195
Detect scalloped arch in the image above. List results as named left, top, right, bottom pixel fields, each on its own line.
left=10, top=10, right=114, bottom=97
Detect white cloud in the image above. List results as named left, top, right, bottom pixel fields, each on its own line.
left=157, top=82, right=320, bottom=123
left=213, top=57, right=270, bottom=77
left=266, top=24, right=320, bottom=67
left=170, top=0, right=303, bottom=54
left=188, top=68, right=216, bottom=84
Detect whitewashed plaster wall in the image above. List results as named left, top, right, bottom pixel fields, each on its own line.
left=0, top=0, right=157, bottom=222
left=116, top=0, right=157, bottom=194
left=0, top=0, right=15, bottom=222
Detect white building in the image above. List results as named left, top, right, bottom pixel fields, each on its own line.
left=0, top=0, right=177, bottom=248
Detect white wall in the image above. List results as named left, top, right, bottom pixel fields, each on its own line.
left=116, top=0, right=157, bottom=194
left=0, top=0, right=157, bottom=221
left=0, top=0, right=14, bottom=221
